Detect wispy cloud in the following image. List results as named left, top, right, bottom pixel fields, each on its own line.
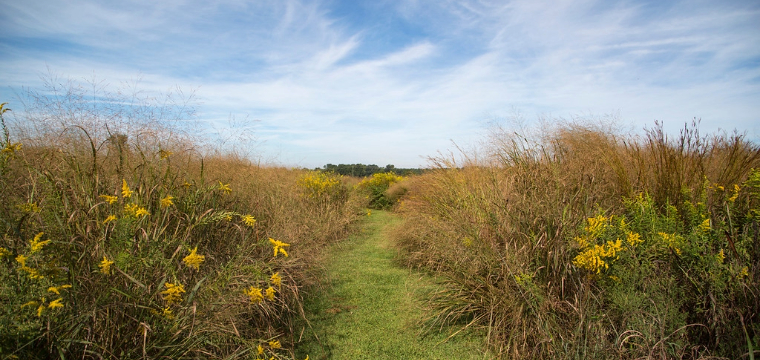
left=1, top=0, right=758, bottom=168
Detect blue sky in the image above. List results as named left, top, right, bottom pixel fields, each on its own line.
left=1, top=0, right=759, bottom=168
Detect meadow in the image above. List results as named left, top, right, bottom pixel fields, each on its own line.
left=392, top=119, right=759, bottom=359
left=1, top=80, right=758, bottom=360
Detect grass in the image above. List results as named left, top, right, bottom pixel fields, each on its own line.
left=296, top=210, right=489, bottom=360
left=393, top=119, right=760, bottom=359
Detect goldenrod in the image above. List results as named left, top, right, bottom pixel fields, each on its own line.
left=257, top=345, right=264, bottom=355
left=268, top=340, right=281, bottom=349
left=182, top=247, right=205, bottom=270
left=48, top=285, right=72, bottom=295
left=2, top=142, right=21, bottom=154
left=15, top=254, right=27, bottom=267
left=698, top=218, right=711, bottom=232
left=717, top=249, right=725, bottom=263
left=99, top=256, right=114, bottom=275
left=245, top=286, right=264, bottom=303
left=99, top=194, right=118, bottom=204
left=16, top=202, right=39, bottom=213
left=161, top=282, right=185, bottom=305
left=626, top=232, right=643, bottom=247
left=269, top=238, right=290, bottom=257
left=0, top=247, right=11, bottom=258
left=103, top=215, right=117, bottom=224
left=121, top=179, right=133, bottom=198
left=135, top=208, right=150, bottom=218
left=20, top=301, right=38, bottom=309
left=37, top=304, right=44, bottom=317
left=265, top=286, right=275, bottom=301
left=729, top=184, right=740, bottom=202
left=48, top=298, right=63, bottom=309
left=29, top=232, right=50, bottom=254
left=182, top=180, right=192, bottom=189
left=242, top=214, right=256, bottom=227
left=218, top=181, right=232, bottom=194
left=159, top=149, right=173, bottom=159
left=160, top=195, right=174, bottom=208
left=270, top=272, right=282, bottom=288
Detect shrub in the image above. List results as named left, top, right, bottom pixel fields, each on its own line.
left=357, top=172, right=405, bottom=209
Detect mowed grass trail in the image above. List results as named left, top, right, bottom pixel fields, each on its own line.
left=296, top=210, right=489, bottom=360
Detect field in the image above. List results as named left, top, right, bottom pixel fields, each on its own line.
left=1, top=91, right=758, bottom=360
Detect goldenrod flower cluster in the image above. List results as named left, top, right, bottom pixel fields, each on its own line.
left=297, top=171, right=342, bottom=198
left=218, top=181, right=232, bottom=195
left=182, top=246, right=205, bottom=270
left=242, top=214, right=256, bottom=227
left=99, top=256, right=114, bottom=275
left=29, top=232, right=50, bottom=254
left=159, top=149, right=173, bottom=159
left=16, top=202, right=39, bottom=213
left=269, top=238, right=290, bottom=257
left=122, top=179, right=133, bottom=198
left=2, top=142, right=22, bottom=155
left=124, top=203, right=149, bottom=218
left=245, top=272, right=282, bottom=304
left=99, top=194, right=118, bottom=204
left=160, top=195, right=174, bottom=208
left=658, top=232, right=683, bottom=255
left=161, top=282, right=185, bottom=305
left=573, top=239, right=623, bottom=274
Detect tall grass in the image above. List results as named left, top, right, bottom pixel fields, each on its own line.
left=393, top=119, right=760, bottom=359
left=0, top=81, right=362, bottom=359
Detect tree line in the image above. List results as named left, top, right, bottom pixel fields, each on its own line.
left=317, top=163, right=425, bottom=177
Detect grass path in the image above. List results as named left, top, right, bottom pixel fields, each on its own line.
left=295, top=210, right=489, bottom=360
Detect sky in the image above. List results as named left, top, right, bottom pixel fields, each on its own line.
left=1, top=0, right=759, bottom=168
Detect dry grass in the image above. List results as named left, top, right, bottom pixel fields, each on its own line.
left=0, top=84, right=362, bottom=359
left=393, top=119, right=760, bottom=359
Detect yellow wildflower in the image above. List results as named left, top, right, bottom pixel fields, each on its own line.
left=265, top=286, right=275, bottom=301
left=24, top=267, right=44, bottom=280
left=48, top=298, right=63, bottom=309
left=574, top=235, right=590, bottom=249
left=135, top=207, right=150, bottom=218
left=15, top=254, right=27, bottom=267
left=160, top=195, right=174, bottom=208
left=717, top=249, right=725, bottom=263
left=29, top=232, right=50, bottom=254
left=16, top=202, right=39, bottom=213
left=257, top=345, right=264, bottom=355
left=268, top=340, right=281, bottom=349
left=698, top=218, right=711, bottom=232
left=161, top=282, right=185, bottom=305
left=242, top=214, right=256, bottom=227
left=585, top=214, right=609, bottom=237
left=739, top=266, right=749, bottom=278
left=37, top=304, right=45, bottom=317
left=182, top=180, right=192, bottom=189
left=122, top=179, right=133, bottom=198
left=223, top=214, right=232, bottom=222
left=21, top=301, right=38, bottom=309
left=2, top=142, right=22, bottom=154
left=161, top=306, right=174, bottom=319
left=0, top=247, right=11, bottom=258
left=715, top=184, right=725, bottom=191
left=182, top=246, right=205, bottom=270
left=367, top=210, right=371, bottom=216
left=218, top=181, right=232, bottom=194
left=103, top=215, right=117, bottom=224
left=626, top=232, right=643, bottom=247
left=124, top=203, right=138, bottom=216
left=99, top=195, right=118, bottom=204
left=159, top=149, right=173, bottom=159
left=729, top=184, right=740, bottom=202
left=658, top=232, right=683, bottom=255
left=98, top=256, right=114, bottom=275
left=48, top=285, right=72, bottom=295
left=269, top=238, right=290, bottom=257
left=245, top=286, right=264, bottom=303
left=270, top=272, right=282, bottom=288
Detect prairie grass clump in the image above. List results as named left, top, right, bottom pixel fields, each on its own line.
left=393, top=119, right=759, bottom=359
left=0, top=86, right=359, bottom=359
